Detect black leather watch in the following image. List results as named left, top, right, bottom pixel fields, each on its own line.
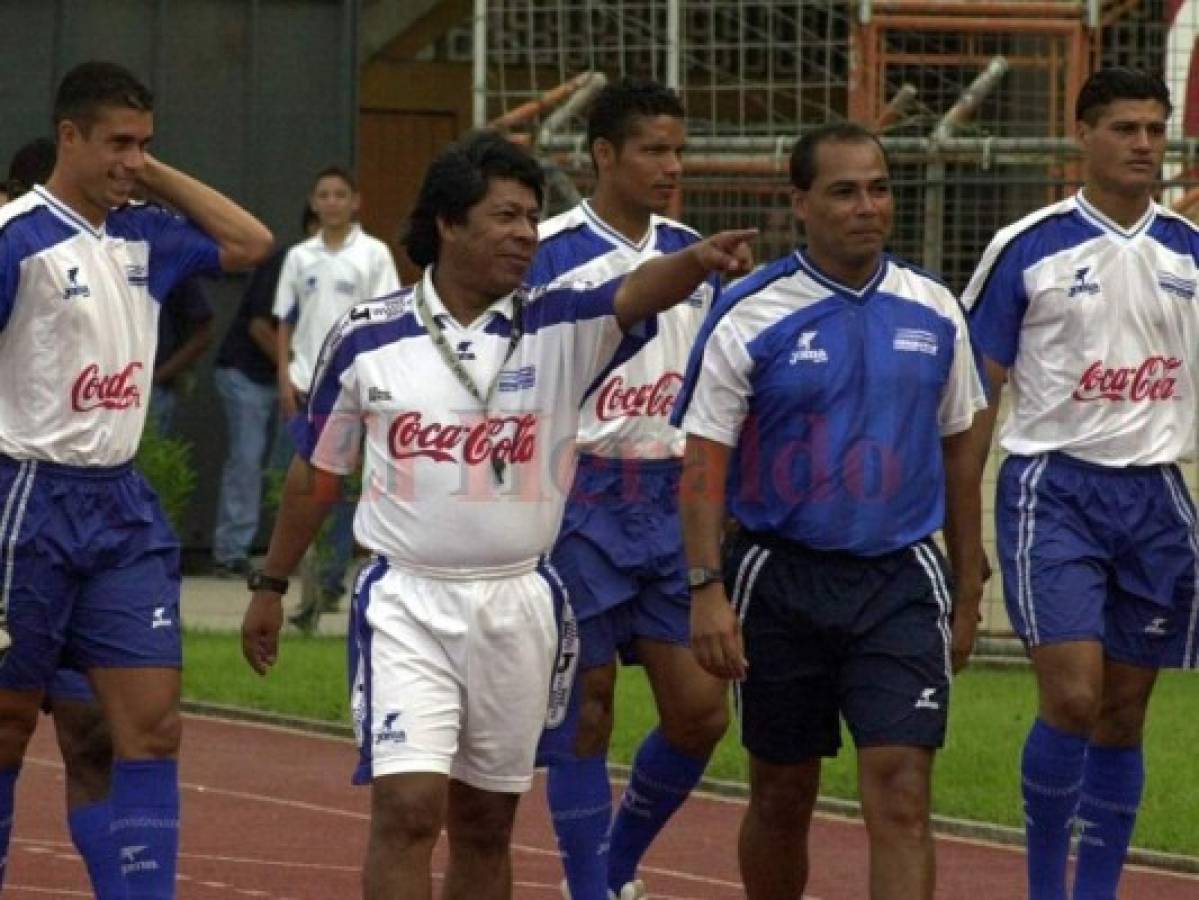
left=247, top=569, right=290, bottom=596
left=687, top=566, right=724, bottom=589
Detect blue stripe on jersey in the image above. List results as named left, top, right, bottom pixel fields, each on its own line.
left=522, top=278, right=621, bottom=333
left=298, top=300, right=425, bottom=461
left=968, top=209, right=1101, bottom=367
left=671, top=252, right=802, bottom=426
left=106, top=203, right=221, bottom=301
left=1146, top=212, right=1199, bottom=259
left=0, top=206, right=77, bottom=330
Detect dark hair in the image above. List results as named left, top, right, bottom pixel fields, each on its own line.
left=301, top=204, right=319, bottom=234
left=402, top=130, right=544, bottom=268
left=53, top=61, right=153, bottom=133
left=1076, top=67, right=1171, bottom=124
left=312, top=165, right=357, bottom=193
left=789, top=122, right=889, bottom=190
left=7, top=138, right=57, bottom=198
left=586, top=77, right=685, bottom=157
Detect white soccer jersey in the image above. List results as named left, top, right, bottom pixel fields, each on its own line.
left=293, top=268, right=650, bottom=578
left=273, top=223, right=400, bottom=393
left=963, top=192, right=1199, bottom=466
left=528, top=201, right=716, bottom=459
left=0, top=187, right=219, bottom=466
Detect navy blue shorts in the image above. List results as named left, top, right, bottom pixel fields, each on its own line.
left=728, top=530, right=953, bottom=763
left=996, top=454, right=1199, bottom=669
left=550, top=455, right=688, bottom=670
left=0, top=456, right=182, bottom=693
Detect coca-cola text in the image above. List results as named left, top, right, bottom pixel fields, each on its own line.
left=1072, top=357, right=1181, bottom=402
left=387, top=411, right=537, bottom=467
left=595, top=372, right=682, bottom=422
left=71, top=362, right=144, bottom=411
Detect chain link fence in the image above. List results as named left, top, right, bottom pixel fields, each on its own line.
left=481, top=1, right=1199, bottom=637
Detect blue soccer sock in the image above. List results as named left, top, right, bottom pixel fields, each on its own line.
left=548, top=757, right=613, bottom=900
left=607, top=729, right=708, bottom=892
left=69, top=799, right=125, bottom=899
left=0, top=766, right=18, bottom=889
left=1072, top=745, right=1144, bottom=900
left=111, top=759, right=179, bottom=900
left=1022, top=719, right=1087, bottom=900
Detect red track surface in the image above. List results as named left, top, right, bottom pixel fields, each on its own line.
left=8, top=713, right=1197, bottom=898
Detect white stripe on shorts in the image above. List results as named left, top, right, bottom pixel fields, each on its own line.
left=1161, top=468, right=1199, bottom=669
left=1015, top=455, right=1049, bottom=645
left=912, top=541, right=953, bottom=682
left=0, top=461, right=36, bottom=621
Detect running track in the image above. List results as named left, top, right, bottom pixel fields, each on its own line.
left=8, top=714, right=1197, bottom=898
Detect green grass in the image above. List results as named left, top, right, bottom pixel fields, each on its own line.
left=182, top=630, right=1199, bottom=856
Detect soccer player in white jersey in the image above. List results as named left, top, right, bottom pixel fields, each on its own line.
left=964, top=68, right=1199, bottom=900
left=0, top=61, right=273, bottom=897
left=240, top=130, right=753, bottom=899
left=1, top=135, right=127, bottom=898
left=674, top=123, right=987, bottom=899
left=528, top=79, right=730, bottom=900
left=273, top=166, right=400, bottom=627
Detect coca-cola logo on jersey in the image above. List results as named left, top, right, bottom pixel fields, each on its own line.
left=71, top=362, right=144, bottom=411
left=1071, top=357, right=1182, bottom=402
left=595, top=372, right=683, bottom=422
left=387, top=411, right=537, bottom=467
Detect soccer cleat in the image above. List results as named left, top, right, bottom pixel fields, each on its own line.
left=616, top=880, right=648, bottom=900
left=558, top=880, right=623, bottom=900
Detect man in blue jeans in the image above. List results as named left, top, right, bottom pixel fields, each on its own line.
left=212, top=206, right=318, bottom=577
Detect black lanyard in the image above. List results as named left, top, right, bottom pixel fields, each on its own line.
left=413, top=282, right=524, bottom=484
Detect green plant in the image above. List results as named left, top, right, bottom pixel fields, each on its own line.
left=135, top=418, right=198, bottom=533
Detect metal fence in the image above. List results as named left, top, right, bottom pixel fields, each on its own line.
left=480, top=1, right=1199, bottom=635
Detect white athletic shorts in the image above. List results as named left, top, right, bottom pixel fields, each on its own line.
left=348, top=557, right=575, bottom=793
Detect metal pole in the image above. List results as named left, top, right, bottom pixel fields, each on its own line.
left=1086, top=0, right=1101, bottom=29
left=666, top=0, right=681, bottom=89
left=859, top=0, right=873, bottom=25
left=472, top=0, right=488, bottom=128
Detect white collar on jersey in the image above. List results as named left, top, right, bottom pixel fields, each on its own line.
left=1075, top=190, right=1156, bottom=240
left=420, top=266, right=518, bottom=328
left=794, top=247, right=888, bottom=300
left=33, top=185, right=105, bottom=239
left=317, top=222, right=362, bottom=253
left=580, top=199, right=655, bottom=252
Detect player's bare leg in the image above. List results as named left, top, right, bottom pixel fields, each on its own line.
left=0, top=688, right=42, bottom=767
left=364, top=772, right=446, bottom=900
left=1030, top=641, right=1106, bottom=735
left=857, top=745, right=935, bottom=900
left=51, top=698, right=114, bottom=808
left=0, top=688, right=43, bottom=887
left=574, top=661, right=618, bottom=757
left=443, top=779, right=520, bottom=900
left=739, top=755, right=820, bottom=900
left=89, top=667, right=180, bottom=761
left=638, top=638, right=728, bottom=758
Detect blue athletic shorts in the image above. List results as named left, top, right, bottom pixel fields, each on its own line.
left=0, top=455, right=182, bottom=692
left=550, top=455, right=688, bottom=670
left=728, top=530, right=953, bottom=763
left=996, top=453, right=1199, bottom=669
left=41, top=668, right=97, bottom=713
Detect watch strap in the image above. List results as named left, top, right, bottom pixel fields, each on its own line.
left=248, top=569, right=290, bottom=596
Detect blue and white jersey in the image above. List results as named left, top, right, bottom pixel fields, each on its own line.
left=293, top=267, right=652, bottom=578
left=0, top=186, right=219, bottom=466
left=529, top=201, right=717, bottom=459
left=673, top=250, right=985, bottom=556
left=962, top=192, right=1199, bottom=466
left=273, top=224, right=400, bottom=393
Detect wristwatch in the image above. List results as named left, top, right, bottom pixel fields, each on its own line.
left=247, top=569, right=290, bottom=596
left=687, top=566, right=724, bottom=590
